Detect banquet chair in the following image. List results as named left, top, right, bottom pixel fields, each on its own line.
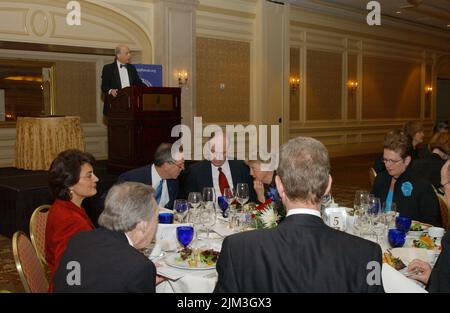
left=369, top=167, right=377, bottom=187
left=12, top=231, right=49, bottom=293
left=29, top=204, right=50, bottom=267
left=433, top=187, right=449, bottom=230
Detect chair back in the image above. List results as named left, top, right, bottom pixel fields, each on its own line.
left=12, top=231, right=49, bottom=293
left=433, top=187, right=449, bottom=230
left=29, top=204, right=50, bottom=267
left=369, top=167, right=377, bottom=187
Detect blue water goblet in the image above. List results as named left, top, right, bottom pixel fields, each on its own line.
left=173, top=199, right=189, bottom=223
left=177, top=226, right=194, bottom=248
left=159, top=212, right=174, bottom=224
left=217, top=196, right=229, bottom=217
left=388, top=229, right=406, bottom=248
left=395, top=216, right=412, bottom=233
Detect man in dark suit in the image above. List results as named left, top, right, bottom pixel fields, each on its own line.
left=214, top=137, right=384, bottom=293
left=118, top=143, right=183, bottom=210
left=185, top=132, right=256, bottom=202
left=101, top=44, right=144, bottom=115
left=53, top=182, right=163, bottom=292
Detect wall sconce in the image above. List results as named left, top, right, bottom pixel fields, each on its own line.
left=178, top=71, right=188, bottom=88
left=347, top=80, right=358, bottom=95
left=289, top=77, right=300, bottom=92
left=425, top=86, right=433, bottom=95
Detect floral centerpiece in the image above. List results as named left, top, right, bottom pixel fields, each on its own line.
left=252, top=186, right=286, bottom=229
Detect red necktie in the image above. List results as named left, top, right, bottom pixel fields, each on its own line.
left=218, top=167, right=230, bottom=195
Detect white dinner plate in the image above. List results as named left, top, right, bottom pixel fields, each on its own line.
left=164, top=253, right=216, bottom=270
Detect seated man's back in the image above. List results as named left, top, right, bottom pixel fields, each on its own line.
left=215, top=214, right=383, bottom=293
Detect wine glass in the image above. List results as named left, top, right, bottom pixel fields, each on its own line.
left=223, top=187, right=235, bottom=206
left=188, top=192, right=202, bottom=209
left=202, top=187, right=216, bottom=203
left=176, top=225, right=194, bottom=248
left=173, top=199, right=189, bottom=223
left=199, top=205, right=216, bottom=239
left=236, top=183, right=249, bottom=209
left=354, top=190, right=369, bottom=216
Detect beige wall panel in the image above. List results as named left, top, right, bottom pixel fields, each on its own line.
left=54, top=61, right=96, bottom=123
left=347, top=53, right=357, bottom=120
left=306, top=50, right=342, bottom=120
left=290, top=47, right=300, bottom=121
left=196, top=37, right=250, bottom=123
left=362, top=56, right=421, bottom=119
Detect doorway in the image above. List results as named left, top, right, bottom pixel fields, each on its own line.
left=436, top=78, right=450, bottom=125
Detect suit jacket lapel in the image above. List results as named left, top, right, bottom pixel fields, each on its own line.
left=204, top=161, right=214, bottom=189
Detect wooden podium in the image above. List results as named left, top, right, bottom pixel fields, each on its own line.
left=106, top=86, right=181, bottom=172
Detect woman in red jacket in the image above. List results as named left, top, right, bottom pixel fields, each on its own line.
left=45, top=149, right=98, bottom=292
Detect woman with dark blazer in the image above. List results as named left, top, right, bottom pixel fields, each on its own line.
left=46, top=149, right=98, bottom=292
left=371, top=130, right=441, bottom=227
left=412, top=132, right=449, bottom=193
left=407, top=160, right=450, bottom=292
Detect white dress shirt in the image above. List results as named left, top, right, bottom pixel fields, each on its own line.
left=124, top=233, right=134, bottom=247
left=117, top=60, right=130, bottom=89
left=211, top=160, right=234, bottom=196
left=151, top=164, right=169, bottom=208
left=286, top=208, right=321, bottom=218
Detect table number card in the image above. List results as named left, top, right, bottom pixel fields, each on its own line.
left=324, top=207, right=348, bottom=231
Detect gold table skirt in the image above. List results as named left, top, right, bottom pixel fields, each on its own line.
left=14, top=116, right=85, bottom=171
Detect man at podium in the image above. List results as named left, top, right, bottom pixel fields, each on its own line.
left=101, top=44, right=144, bottom=116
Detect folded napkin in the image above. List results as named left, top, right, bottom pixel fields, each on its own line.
left=157, top=266, right=186, bottom=280
left=212, top=222, right=236, bottom=238
left=155, top=223, right=191, bottom=251
left=382, top=264, right=427, bottom=293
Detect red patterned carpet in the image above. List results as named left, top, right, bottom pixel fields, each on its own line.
left=0, top=154, right=375, bottom=292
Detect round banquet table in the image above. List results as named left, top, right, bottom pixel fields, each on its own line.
left=14, top=116, right=85, bottom=171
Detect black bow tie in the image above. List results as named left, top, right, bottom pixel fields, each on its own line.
left=120, top=64, right=126, bottom=68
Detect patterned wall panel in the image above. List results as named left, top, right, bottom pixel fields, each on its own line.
left=362, top=56, right=421, bottom=119
left=306, top=50, right=342, bottom=120
left=196, top=37, right=250, bottom=123
left=54, top=61, right=96, bottom=123
left=290, top=47, right=300, bottom=121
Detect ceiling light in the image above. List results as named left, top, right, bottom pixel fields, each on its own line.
left=396, top=11, right=402, bottom=14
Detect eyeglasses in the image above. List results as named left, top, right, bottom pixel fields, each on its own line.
left=383, top=158, right=403, bottom=165
left=170, top=161, right=185, bottom=170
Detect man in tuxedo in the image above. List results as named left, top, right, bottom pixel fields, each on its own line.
left=101, top=44, right=144, bottom=115
left=185, top=131, right=255, bottom=201
left=53, top=182, right=163, bottom=292
left=214, top=137, right=384, bottom=293
left=118, top=143, right=183, bottom=210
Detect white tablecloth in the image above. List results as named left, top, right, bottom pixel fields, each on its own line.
left=153, top=214, right=431, bottom=293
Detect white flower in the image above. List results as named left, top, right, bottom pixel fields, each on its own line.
left=260, top=207, right=280, bottom=228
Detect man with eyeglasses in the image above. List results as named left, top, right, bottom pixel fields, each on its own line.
left=371, top=130, right=441, bottom=227
left=117, top=143, right=184, bottom=209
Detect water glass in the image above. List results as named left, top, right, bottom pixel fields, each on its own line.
left=395, top=216, right=412, bottom=233
left=354, top=190, right=369, bottom=215
left=159, top=212, right=174, bottom=224
left=383, top=202, right=397, bottom=228
left=177, top=225, right=194, bottom=248
left=388, top=229, right=406, bottom=247
left=173, top=199, right=189, bottom=223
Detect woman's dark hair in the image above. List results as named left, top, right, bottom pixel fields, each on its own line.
left=48, top=149, right=95, bottom=200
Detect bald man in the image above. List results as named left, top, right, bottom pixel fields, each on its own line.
left=101, top=44, right=144, bottom=115
left=185, top=132, right=256, bottom=202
